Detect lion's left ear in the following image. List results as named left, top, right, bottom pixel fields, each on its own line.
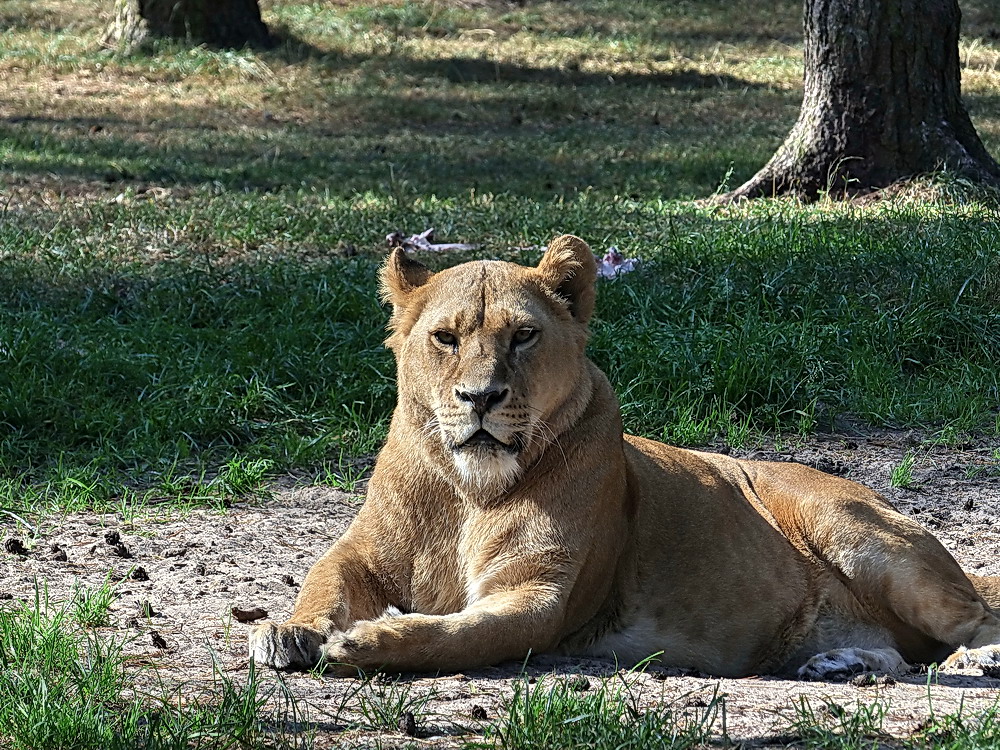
left=379, top=248, right=433, bottom=311
left=534, top=234, right=597, bottom=324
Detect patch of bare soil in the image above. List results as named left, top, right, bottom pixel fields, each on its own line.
left=2, top=431, right=999, bottom=748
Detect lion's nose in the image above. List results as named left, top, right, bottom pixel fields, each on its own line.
left=455, top=387, right=509, bottom=417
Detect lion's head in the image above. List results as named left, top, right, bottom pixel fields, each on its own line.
left=380, top=235, right=598, bottom=497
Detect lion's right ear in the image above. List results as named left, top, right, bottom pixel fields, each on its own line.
left=534, top=234, right=597, bottom=325
left=379, top=248, right=433, bottom=311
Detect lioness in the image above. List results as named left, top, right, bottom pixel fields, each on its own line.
left=250, top=235, right=1000, bottom=679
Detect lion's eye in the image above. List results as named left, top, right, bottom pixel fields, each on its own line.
left=511, top=328, right=538, bottom=347
left=432, top=331, right=458, bottom=349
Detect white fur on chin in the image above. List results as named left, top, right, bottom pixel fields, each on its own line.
left=453, top=450, right=522, bottom=496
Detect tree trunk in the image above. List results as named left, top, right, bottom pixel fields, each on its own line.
left=723, top=0, right=1000, bottom=201
left=101, top=0, right=272, bottom=52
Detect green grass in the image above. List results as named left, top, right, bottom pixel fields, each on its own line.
left=786, top=695, right=1000, bottom=750
left=890, top=452, right=918, bottom=489
left=481, top=673, right=724, bottom=749
left=355, top=674, right=437, bottom=732
left=788, top=696, right=893, bottom=750
left=0, top=586, right=309, bottom=750
left=0, top=3, right=998, bottom=514
left=2, top=195, right=998, bottom=512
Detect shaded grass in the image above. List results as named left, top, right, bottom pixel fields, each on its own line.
left=1, top=193, right=998, bottom=512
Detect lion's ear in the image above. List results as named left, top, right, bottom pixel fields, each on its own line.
left=534, top=234, right=597, bottom=324
left=380, top=248, right=433, bottom=310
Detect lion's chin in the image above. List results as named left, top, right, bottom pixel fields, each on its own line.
left=451, top=447, right=522, bottom=495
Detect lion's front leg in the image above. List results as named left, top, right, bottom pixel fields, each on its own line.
left=322, top=585, right=563, bottom=673
left=249, top=537, right=395, bottom=670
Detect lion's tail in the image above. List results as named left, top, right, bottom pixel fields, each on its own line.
left=969, top=575, right=1000, bottom=610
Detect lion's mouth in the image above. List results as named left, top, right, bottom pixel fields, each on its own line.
left=455, top=429, right=519, bottom=454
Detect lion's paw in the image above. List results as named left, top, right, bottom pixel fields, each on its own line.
left=248, top=621, right=327, bottom=670
left=322, top=620, right=387, bottom=672
left=322, top=615, right=418, bottom=673
left=942, top=645, right=1000, bottom=673
left=798, top=647, right=907, bottom=681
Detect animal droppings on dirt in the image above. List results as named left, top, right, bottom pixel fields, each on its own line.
left=0, top=593, right=12, bottom=600
left=163, top=546, right=186, bottom=558
left=280, top=574, right=295, bottom=586
left=470, top=705, right=488, bottom=720
left=131, top=566, right=149, bottom=581
left=4, top=538, right=28, bottom=556
left=47, top=545, right=68, bottom=562
left=139, top=600, right=156, bottom=618
left=849, top=672, right=896, bottom=688
left=104, top=529, right=120, bottom=545
left=568, top=675, right=591, bottom=691
left=398, top=710, right=417, bottom=736
left=231, top=606, right=268, bottom=623
left=194, top=562, right=207, bottom=576
left=111, top=542, right=131, bottom=558
left=150, top=630, right=168, bottom=649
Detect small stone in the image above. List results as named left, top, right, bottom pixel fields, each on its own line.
left=130, top=566, right=149, bottom=581
left=150, top=631, right=167, bottom=649
left=104, top=530, right=120, bottom=546
left=398, top=710, right=417, bottom=736
left=280, top=574, right=295, bottom=586
left=231, top=606, right=268, bottom=623
left=3, top=538, right=28, bottom=556
left=162, top=546, right=186, bottom=558
left=470, top=705, right=488, bottom=721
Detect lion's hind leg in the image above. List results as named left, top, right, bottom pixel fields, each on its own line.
left=798, top=647, right=907, bottom=681
left=748, top=464, right=1000, bottom=675
left=942, top=645, right=1000, bottom=671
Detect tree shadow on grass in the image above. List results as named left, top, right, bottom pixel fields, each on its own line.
left=0, top=106, right=772, bottom=199
left=359, top=55, right=766, bottom=91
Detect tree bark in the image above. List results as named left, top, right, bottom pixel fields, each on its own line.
left=102, top=0, right=272, bottom=52
left=722, top=0, right=1000, bottom=201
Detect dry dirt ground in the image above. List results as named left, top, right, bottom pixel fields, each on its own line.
left=2, top=431, right=1000, bottom=748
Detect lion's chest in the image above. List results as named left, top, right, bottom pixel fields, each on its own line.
left=407, top=511, right=529, bottom=615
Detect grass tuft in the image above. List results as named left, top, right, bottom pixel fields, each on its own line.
left=0, top=586, right=311, bottom=750
left=483, top=673, right=724, bottom=750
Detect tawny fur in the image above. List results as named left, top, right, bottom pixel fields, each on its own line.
left=250, top=235, right=1000, bottom=678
